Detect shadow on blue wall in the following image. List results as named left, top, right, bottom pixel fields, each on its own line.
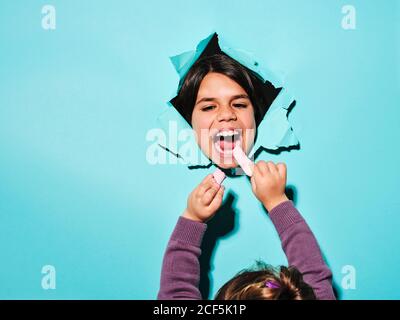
left=198, top=179, right=341, bottom=299
left=199, top=190, right=239, bottom=299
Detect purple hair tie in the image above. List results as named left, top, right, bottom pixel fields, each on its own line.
left=265, top=281, right=280, bottom=289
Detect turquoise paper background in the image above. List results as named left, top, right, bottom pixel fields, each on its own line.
left=0, top=0, right=399, bottom=299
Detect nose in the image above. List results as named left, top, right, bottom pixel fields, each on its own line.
left=216, top=104, right=237, bottom=122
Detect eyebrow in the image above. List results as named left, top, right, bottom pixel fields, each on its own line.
left=195, top=94, right=250, bottom=106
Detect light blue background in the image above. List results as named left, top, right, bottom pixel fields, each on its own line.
left=0, top=0, right=399, bottom=299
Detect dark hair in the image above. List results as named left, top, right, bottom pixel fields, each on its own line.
left=170, top=53, right=281, bottom=127
left=214, top=262, right=316, bottom=300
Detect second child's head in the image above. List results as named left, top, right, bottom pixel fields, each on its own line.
left=215, top=263, right=316, bottom=300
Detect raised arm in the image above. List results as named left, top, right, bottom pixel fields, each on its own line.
left=157, top=216, right=207, bottom=299
left=268, top=200, right=336, bottom=300
left=250, top=161, right=335, bottom=300
left=157, top=174, right=225, bottom=299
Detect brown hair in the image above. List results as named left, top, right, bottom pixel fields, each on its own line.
left=214, top=262, right=316, bottom=300
left=170, top=53, right=281, bottom=127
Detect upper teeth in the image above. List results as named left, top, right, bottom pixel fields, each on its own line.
left=215, top=130, right=239, bottom=138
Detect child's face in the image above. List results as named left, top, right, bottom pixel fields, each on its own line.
left=191, top=72, right=256, bottom=169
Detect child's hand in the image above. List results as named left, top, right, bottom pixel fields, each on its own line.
left=183, top=174, right=225, bottom=223
left=250, top=161, right=289, bottom=212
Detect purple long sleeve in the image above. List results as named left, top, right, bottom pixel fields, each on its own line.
left=268, top=200, right=336, bottom=300
left=157, top=216, right=207, bottom=299
left=158, top=200, right=335, bottom=300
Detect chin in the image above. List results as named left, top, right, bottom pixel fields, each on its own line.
left=208, top=146, right=240, bottom=169
left=214, top=159, right=238, bottom=169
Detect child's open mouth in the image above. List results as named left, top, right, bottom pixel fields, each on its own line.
left=212, top=129, right=242, bottom=156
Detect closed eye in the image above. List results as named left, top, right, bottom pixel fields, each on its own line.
left=202, top=105, right=216, bottom=111
left=233, top=104, right=247, bottom=108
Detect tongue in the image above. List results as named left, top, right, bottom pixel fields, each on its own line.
left=219, top=139, right=235, bottom=150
